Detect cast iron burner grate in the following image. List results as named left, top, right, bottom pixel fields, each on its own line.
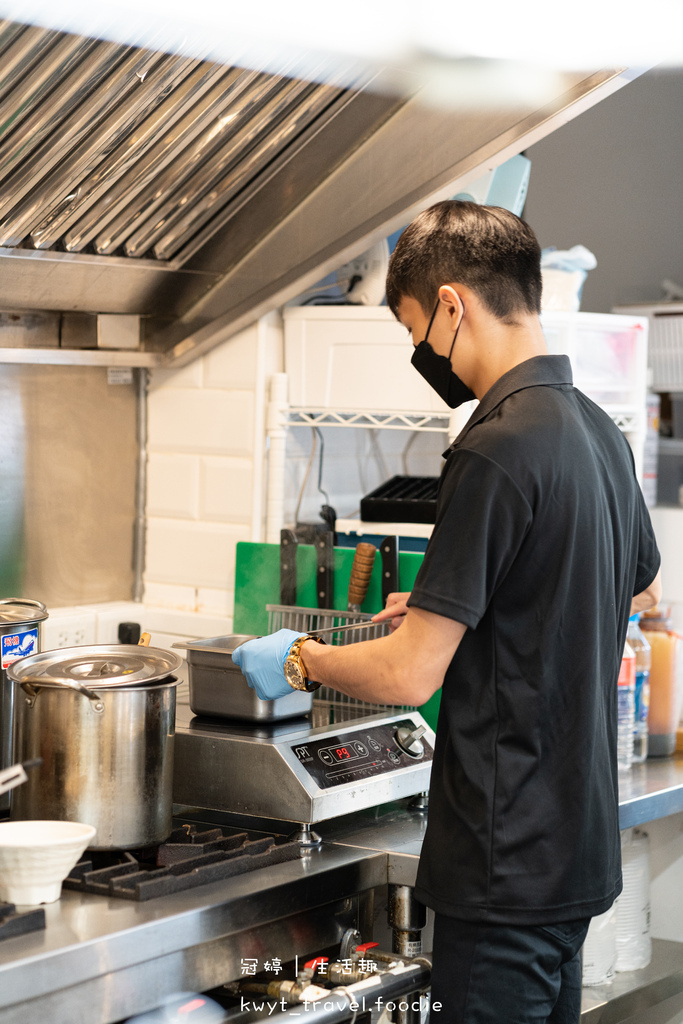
left=0, top=902, right=45, bottom=942
left=63, top=825, right=302, bottom=901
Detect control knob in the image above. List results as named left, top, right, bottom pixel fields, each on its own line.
left=394, top=723, right=426, bottom=759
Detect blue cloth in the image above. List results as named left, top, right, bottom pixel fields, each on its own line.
left=231, top=630, right=303, bottom=700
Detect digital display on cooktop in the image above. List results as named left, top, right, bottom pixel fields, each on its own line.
left=291, top=719, right=433, bottom=789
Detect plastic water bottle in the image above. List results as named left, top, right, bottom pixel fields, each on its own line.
left=617, top=641, right=636, bottom=771
left=627, top=615, right=651, bottom=763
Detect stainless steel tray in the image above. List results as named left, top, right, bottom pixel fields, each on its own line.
left=172, top=635, right=312, bottom=722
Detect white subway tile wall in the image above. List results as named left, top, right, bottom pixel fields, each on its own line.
left=143, top=310, right=446, bottom=632
left=147, top=453, right=200, bottom=519
left=143, top=319, right=278, bottom=627
left=92, top=601, right=144, bottom=643
left=199, top=457, right=253, bottom=522
left=140, top=605, right=230, bottom=638
left=143, top=582, right=198, bottom=612
left=148, top=388, right=254, bottom=456
left=146, top=519, right=250, bottom=589
left=196, top=586, right=233, bottom=617
left=204, top=328, right=260, bottom=389
left=149, top=358, right=204, bottom=390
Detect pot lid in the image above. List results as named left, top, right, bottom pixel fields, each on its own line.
left=0, top=599, right=49, bottom=626
left=7, top=645, right=182, bottom=688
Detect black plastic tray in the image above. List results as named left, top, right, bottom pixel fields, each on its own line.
left=360, top=475, right=439, bottom=524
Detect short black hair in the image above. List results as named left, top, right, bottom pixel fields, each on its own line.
left=386, top=200, right=542, bottom=325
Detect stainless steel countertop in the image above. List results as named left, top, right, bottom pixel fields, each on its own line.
left=616, top=756, right=683, bottom=828
left=3, top=694, right=683, bottom=1024
left=0, top=841, right=387, bottom=1023
left=319, top=758, right=683, bottom=887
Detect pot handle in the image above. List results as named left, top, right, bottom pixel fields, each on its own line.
left=19, top=676, right=105, bottom=714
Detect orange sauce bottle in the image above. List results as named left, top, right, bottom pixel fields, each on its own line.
left=640, top=607, right=680, bottom=757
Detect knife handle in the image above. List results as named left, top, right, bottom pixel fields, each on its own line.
left=280, top=528, right=298, bottom=606
left=316, top=531, right=334, bottom=610
left=380, top=535, right=399, bottom=606
left=347, top=542, right=377, bottom=609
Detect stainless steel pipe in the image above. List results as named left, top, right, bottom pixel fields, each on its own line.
left=261, top=959, right=431, bottom=1024
left=388, top=885, right=427, bottom=1024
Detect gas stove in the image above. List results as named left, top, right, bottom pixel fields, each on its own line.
left=0, top=901, right=45, bottom=942
left=63, top=823, right=302, bottom=901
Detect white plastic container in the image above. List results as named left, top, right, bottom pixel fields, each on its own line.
left=614, top=301, right=683, bottom=393
left=283, top=306, right=449, bottom=414
left=616, top=828, right=652, bottom=972
left=0, top=819, right=96, bottom=905
left=582, top=904, right=617, bottom=986
left=283, top=308, right=648, bottom=482
left=540, top=312, right=648, bottom=412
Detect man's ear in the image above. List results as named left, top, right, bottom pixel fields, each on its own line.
left=438, top=284, right=465, bottom=329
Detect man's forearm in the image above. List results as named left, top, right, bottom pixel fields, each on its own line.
left=301, top=634, right=419, bottom=704
left=300, top=607, right=466, bottom=706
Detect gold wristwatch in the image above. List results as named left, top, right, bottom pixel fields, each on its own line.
left=284, top=635, right=325, bottom=692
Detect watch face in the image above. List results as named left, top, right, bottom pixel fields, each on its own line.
left=284, top=656, right=305, bottom=690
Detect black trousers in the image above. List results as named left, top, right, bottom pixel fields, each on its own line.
left=429, top=914, right=591, bottom=1024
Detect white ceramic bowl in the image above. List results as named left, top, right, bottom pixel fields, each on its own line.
left=0, top=820, right=97, bottom=906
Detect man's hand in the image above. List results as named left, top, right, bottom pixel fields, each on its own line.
left=372, top=592, right=412, bottom=632
left=231, top=629, right=303, bottom=700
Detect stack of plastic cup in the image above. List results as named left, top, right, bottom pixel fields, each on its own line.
left=616, top=828, right=652, bottom=971
left=582, top=904, right=617, bottom=986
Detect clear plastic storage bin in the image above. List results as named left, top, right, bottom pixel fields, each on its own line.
left=541, top=312, right=648, bottom=411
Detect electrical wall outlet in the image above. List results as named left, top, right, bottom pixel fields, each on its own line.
left=55, top=625, right=90, bottom=648
left=41, top=611, right=97, bottom=651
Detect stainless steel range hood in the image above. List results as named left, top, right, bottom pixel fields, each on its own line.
left=0, top=19, right=641, bottom=365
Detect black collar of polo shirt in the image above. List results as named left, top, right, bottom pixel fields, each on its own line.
left=443, top=354, right=574, bottom=457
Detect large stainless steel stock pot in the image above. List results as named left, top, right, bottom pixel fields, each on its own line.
left=8, top=645, right=182, bottom=850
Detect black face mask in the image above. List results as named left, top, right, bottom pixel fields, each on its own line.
left=411, top=299, right=476, bottom=409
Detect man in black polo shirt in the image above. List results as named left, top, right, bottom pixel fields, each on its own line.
left=233, top=200, right=661, bottom=1023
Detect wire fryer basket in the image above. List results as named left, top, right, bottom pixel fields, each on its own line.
left=266, top=603, right=415, bottom=717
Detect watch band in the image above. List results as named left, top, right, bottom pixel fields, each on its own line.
left=287, top=634, right=326, bottom=692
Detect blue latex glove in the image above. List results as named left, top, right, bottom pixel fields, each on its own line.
left=231, top=629, right=304, bottom=701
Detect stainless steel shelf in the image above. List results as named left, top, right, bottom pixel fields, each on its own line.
left=0, top=347, right=162, bottom=366
left=286, top=408, right=451, bottom=432
left=581, top=938, right=683, bottom=1022
left=618, top=757, right=683, bottom=829
left=336, top=518, right=434, bottom=540
left=318, top=759, right=683, bottom=888
left=285, top=406, right=641, bottom=436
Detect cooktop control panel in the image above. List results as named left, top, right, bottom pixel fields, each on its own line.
left=291, top=718, right=433, bottom=789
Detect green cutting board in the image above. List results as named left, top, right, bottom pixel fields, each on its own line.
left=233, top=541, right=441, bottom=730
left=233, top=541, right=424, bottom=633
